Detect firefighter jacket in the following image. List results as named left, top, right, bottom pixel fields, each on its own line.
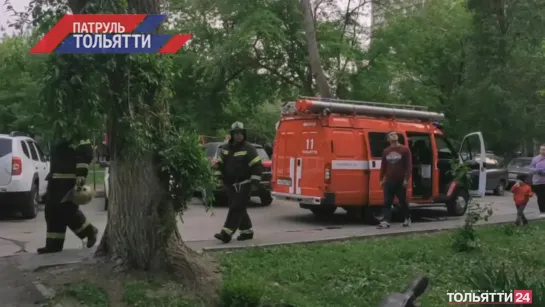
left=217, top=141, right=263, bottom=185
left=47, top=139, right=93, bottom=181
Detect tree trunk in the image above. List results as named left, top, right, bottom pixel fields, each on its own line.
left=300, top=0, right=333, bottom=98
left=61, top=0, right=220, bottom=299
left=91, top=0, right=220, bottom=299
left=96, top=153, right=220, bottom=298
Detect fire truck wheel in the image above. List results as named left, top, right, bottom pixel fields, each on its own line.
left=446, top=188, right=470, bottom=216
left=362, top=206, right=381, bottom=225
left=259, top=193, right=273, bottom=206
left=310, top=206, right=337, bottom=217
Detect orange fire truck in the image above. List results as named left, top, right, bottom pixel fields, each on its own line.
left=271, top=97, right=487, bottom=222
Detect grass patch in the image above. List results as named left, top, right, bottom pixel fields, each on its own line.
left=123, top=280, right=200, bottom=306
left=88, top=165, right=105, bottom=185
left=220, top=221, right=545, bottom=306
left=51, top=221, right=545, bottom=306
left=52, top=282, right=108, bottom=307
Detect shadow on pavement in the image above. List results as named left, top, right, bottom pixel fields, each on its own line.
left=191, top=197, right=273, bottom=209
left=0, top=205, right=44, bottom=222
left=278, top=207, right=455, bottom=228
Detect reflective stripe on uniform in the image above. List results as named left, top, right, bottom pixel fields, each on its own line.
left=249, top=156, right=261, bottom=166
left=75, top=220, right=90, bottom=234
left=251, top=175, right=261, bottom=181
left=222, top=149, right=229, bottom=155
left=214, top=170, right=222, bottom=175
left=76, top=163, right=89, bottom=169
left=46, top=232, right=65, bottom=239
left=239, top=229, right=253, bottom=234
left=234, top=151, right=247, bottom=156
left=222, top=227, right=233, bottom=234
left=52, top=173, right=76, bottom=179
left=217, top=156, right=223, bottom=163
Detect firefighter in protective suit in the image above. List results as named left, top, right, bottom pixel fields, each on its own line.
left=214, top=121, right=263, bottom=243
left=37, top=138, right=99, bottom=254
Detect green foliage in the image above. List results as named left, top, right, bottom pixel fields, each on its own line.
left=468, top=262, right=545, bottom=306
left=59, top=282, right=108, bottom=307
left=367, top=0, right=545, bottom=154
left=220, top=279, right=265, bottom=307
left=449, top=159, right=472, bottom=188
left=50, top=222, right=545, bottom=307
left=0, top=36, right=45, bottom=134
left=451, top=202, right=493, bottom=252
left=221, top=221, right=545, bottom=306
left=123, top=280, right=199, bottom=306
left=40, top=53, right=104, bottom=141
left=5, top=0, right=545, bottom=153
left=155, top=126, right=216, bottom=212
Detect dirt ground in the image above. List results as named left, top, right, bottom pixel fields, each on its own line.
left=31, top=259, right=213, bottom=307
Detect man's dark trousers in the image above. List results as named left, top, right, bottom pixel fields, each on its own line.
left=382, top=180, right=410, bottom=222
left=223, top=183, right=252, bottom=233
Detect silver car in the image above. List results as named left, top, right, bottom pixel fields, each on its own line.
left=507, top=157, right=533, bottom=187
left=472, top=154, right=509, bottom=195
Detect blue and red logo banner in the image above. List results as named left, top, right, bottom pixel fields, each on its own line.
left=30, top=14, right=192, bottom=54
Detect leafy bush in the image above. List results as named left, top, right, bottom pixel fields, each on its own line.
left=449, top=160, right=473, bottom=189
left=451, top=201, right=493, bottom=252
left=467, top=262, right=545, bottom=306
left=220, top=279, right=265, bottom=307
left=449, top=159, right=495, bottom=252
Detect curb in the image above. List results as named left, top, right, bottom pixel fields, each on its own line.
left=34, top=282, right=64, bottom=307
left=33, top=282, right=55, bottom=299
left=201, top=217, right=541, bottom=253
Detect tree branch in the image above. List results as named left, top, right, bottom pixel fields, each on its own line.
left=301, top=0, right=333, bottom=97
left=252, top=38, right=301, bottom=88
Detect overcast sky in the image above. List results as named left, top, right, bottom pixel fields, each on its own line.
left=0, top=0, right=28, bottom=34
left=1, top=0, right=371, bottom=40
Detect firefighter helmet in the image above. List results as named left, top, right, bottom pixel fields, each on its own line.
left=230, top=121, right=245, bottom=132
left=72, top=185, right=95, bottom=205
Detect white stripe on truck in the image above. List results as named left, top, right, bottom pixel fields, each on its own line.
left=289, top=157, right=295, bottom=194
left=331, top=160, right=381, bottom=170
left=296, top=158, right=302, bottom=195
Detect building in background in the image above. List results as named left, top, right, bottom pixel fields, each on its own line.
left=371, top=0, right=426, bottom=30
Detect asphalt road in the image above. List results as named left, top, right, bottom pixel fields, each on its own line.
left=0, top=192, right=541, bottom=257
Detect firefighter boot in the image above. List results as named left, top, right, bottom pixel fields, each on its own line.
left=37, top=238, right=64, bottom=254
left=214, top=228, right=233, bottom=243
left=237, top=229, right=254, bottom=241
left=85, top=225, right=99, bottom=248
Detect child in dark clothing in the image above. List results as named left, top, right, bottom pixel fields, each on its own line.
left=511, top=174, right=533, bottom=226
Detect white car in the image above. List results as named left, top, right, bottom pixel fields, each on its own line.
left=0, top=132, right=50, bottom=218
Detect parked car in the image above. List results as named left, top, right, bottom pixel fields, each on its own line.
left=0, top=132, right=49, bottom=218
left=507, top=157, right=533, bottom=187
left=469, top=154, right=508, bottom=195
left=204, top=142, right=273, bottom=206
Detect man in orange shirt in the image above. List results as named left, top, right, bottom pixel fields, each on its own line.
left=511, top=174, right=533, bottom=226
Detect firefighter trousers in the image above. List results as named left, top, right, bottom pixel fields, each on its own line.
left=43, top=179, right=95, bottom=250
left=222, top=182, right=253, bottom=235
left=44, top=201, right=94, bottom=249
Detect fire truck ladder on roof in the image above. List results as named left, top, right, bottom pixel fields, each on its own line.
left=298, top=96, right=445, bottom=121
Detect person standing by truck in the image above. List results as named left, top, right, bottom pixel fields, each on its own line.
left=378, top=131, right=412, bottom=229
left=530, top=144, right=545, bottom=216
